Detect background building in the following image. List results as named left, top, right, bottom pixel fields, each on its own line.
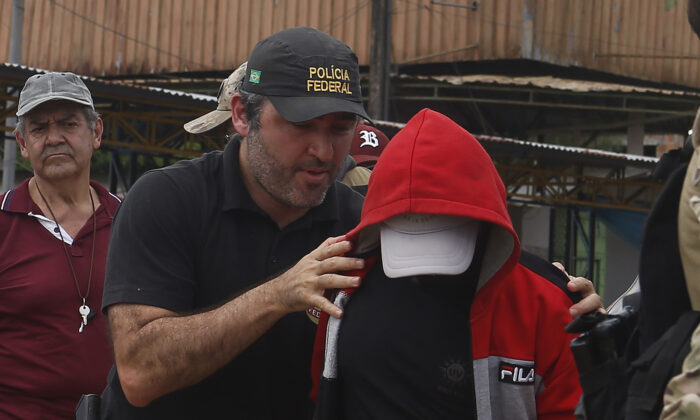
left=2, top=0, right=698, bottom=304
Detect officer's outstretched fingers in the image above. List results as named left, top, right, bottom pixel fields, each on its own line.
left=307, top=275, right=361, bottom=319
left=270, top=237, right=364, bottom=316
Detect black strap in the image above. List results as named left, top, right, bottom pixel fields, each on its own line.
left=75, top=394, right=101, bottom=420
left=637, top=163, right=691, bottom=351
left=627, top=311, right=700, bottom=416
left=639, top=311, right=700, bottom=410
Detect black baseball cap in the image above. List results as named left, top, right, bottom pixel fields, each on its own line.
left=241, top=26, right=371, bottom=123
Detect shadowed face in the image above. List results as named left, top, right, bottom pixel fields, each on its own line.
left=244, top=100, right=357, bottom=208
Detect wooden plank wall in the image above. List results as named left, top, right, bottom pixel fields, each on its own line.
left=0, top=1, right=12, bottom=60
left=523, top=0, right=700, bottom=87
left=0, top=0, right=373, bottom=76
left=0, top=0, right=699, bottom=88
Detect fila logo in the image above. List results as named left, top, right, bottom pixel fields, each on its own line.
left=498, top=362, right=535, bottom=385
left=359, top=130, right=379, bottom=148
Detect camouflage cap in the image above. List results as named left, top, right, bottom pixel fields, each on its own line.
left=184, top=62, right=247, bottom=134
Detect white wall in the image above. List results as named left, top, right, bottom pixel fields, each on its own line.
left=519, top=205, right=551, bottom=261
left=603, top=227, right=639, bottom=307
left=512, top=204, right=640, bottom=308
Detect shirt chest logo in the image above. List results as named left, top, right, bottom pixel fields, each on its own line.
left=306, top=307, right=321, bottom=324
left=498, top=361, right=535, bottom=385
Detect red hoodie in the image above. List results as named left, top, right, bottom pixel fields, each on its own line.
left=312, top=109, right=581, bottom=419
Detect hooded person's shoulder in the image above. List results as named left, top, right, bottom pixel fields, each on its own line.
left=516, top=251, right=582, bottom=304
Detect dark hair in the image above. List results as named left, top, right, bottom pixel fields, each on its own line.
left=237, top=89, right=266, bottom=132
left=690, top=0, right=700, bottom=38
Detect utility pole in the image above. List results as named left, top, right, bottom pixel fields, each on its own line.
left=369, top=0, right=391, bottom=121
left=2, top=0, right=24, bottom=193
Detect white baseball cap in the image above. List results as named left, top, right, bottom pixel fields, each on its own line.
left=380, top=213, right=480, bottom=278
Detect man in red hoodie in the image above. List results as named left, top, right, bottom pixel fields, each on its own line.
left=313, top=108, right=581, bottom=419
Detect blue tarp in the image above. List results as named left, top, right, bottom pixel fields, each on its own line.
left=595, top=208, right=648, bottom=249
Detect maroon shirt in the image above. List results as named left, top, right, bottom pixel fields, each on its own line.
left=0, top=179, right=120, bottom=419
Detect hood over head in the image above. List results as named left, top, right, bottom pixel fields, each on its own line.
left=346, top=108, right=520, bottom=289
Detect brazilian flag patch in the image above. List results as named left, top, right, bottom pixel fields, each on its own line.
left=249, top=69, right=261, bottom=84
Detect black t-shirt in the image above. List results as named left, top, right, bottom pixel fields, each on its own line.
left=101, top=139, right=363, bottom=419
left=336, top=258, right=479, bottom=419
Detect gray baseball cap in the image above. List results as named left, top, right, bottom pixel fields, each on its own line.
left=16, top=72, right=94, bottom=117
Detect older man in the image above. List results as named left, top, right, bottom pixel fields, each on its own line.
left=0, top=72, right=120, bottom=419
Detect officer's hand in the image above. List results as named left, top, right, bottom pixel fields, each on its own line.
left=273, top=236, right=364, bottom=319
left=552, top=262, right=605, bottom=317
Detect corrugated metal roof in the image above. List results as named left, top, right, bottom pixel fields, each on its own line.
left=0, top=62, right=664, bottom=166
left=374, top=119, right=660, bottom=165
left=1, top=62, right=216, bottom=104
left=404, top=74, right=700, bottom=98
left=477, top=134, right=659, bottom=164
left=4, top=0, right=700, bottom=89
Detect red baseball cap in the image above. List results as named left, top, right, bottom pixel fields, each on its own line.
left=350, top=124, right=390, bottom=166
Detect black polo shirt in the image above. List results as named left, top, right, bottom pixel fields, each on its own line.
left=101, top=138, right=364, bottom=419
